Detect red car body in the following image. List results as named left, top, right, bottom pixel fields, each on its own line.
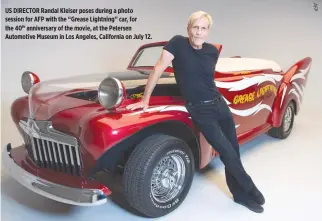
left=3, top=41, right=312, bottom=214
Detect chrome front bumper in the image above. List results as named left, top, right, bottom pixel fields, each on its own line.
left=2, top=143, right=108, bottom=206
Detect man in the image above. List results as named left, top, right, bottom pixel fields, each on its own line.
left=126, top=11, right=265, bottom=213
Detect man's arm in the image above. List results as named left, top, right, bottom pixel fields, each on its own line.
left=142, top=49, right=174, bottom=102
left=126, top=49, right=174, bottom=110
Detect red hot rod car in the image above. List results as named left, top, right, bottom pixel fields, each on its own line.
left=3, top=41, right=312, bottom=217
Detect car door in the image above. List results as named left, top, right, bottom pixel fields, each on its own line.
left=215, top=70, right=281, bottom=135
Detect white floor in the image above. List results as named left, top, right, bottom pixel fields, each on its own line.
left=1, top=106, right=322, bottom=221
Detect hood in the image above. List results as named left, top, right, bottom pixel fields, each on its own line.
left=28, top=69, right=174, bottom=120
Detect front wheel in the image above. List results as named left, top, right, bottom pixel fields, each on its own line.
left=268, top=101, right=295, bottom=139
left=122, top=134, right=195, bottom=218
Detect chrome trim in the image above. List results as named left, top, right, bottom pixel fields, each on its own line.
left=52, top=142, right=58, bottom=163
left=113, top=77, right=124, bottom=107
left=150, top=154, right=186, bottom=203
left=19, top=118, right=83, bottom=176
left=36, top=139, right=43, bottom=162
left=19, top=119, right=78, bottom=146
left=2, top=144, right=108, bottom=206
left=21, top=71, right=35, bottom=94
left=98, top=77, right=124, bottom=110
left=46, top=140, right=53, bottom=162
left=69, top=145, right=75, bottom=165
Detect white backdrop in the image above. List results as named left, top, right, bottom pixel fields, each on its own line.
left=1, top=0, right=322, bottom=220
left=2, top=1, right=322, bottom=142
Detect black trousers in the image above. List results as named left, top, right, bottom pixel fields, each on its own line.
left=185, top=95, right=255, bottom=200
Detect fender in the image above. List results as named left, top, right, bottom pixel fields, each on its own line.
left=271, top=57, right=312, bottom=127
left=89, top=119, right=200, bottom=176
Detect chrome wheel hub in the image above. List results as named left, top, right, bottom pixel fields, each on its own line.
left=150, top=154, right=186, bottom=203
left=283, top=106, right=293, bottom=132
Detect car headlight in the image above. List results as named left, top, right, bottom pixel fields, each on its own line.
left=98, top=77, right=125, bottom=110
left=21, top=71, right=40, bottom=94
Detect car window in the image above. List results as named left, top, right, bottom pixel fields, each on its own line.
left=133, top=46, right=173, bottom=68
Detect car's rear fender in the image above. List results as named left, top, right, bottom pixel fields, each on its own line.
left=88, top=120, right=201, bottom=177
left=271, top=57, right=312, bottom=127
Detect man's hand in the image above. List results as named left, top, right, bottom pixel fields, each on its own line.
left=126, top=99, right=149, bottom=111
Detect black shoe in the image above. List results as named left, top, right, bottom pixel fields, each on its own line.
left=250, top=185, right=265, bottom=205
left=234, top=198, right=264, bottom=213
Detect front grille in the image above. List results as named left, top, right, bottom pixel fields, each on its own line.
left=19, top=118, right=83, bottom=176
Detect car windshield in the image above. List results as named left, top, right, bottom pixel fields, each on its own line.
left=131, top=45, right=173, bottom=68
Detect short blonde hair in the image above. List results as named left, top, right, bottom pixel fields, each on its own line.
left=187, top=11, right=213, bottom=28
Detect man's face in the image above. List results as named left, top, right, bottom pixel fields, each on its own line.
left=187, top=17, right=210, bottom=49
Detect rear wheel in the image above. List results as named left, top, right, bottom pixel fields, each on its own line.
left=268, top=102, right=295, bottom=139
left=122, top=134, right=195, bottom=218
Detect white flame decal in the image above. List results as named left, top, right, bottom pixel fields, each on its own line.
left=160, top=106, right=188, bottom=113
left=292, top=82, right=304, bottom=98
left=128, top=105, right=168, bottom=115
left=288, top=88, right=301, bottom=104
left=129, top=101, right=271, bottom=118
left=280, top=85, right=287, bottom=108
left=280, top=63, right=311, bottom=107
left=290, top=63, right=311, bottom=82
left=215, top=74, right=283, bottom=91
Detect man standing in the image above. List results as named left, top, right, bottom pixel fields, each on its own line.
left=126, top=11, right=265, bottom=213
